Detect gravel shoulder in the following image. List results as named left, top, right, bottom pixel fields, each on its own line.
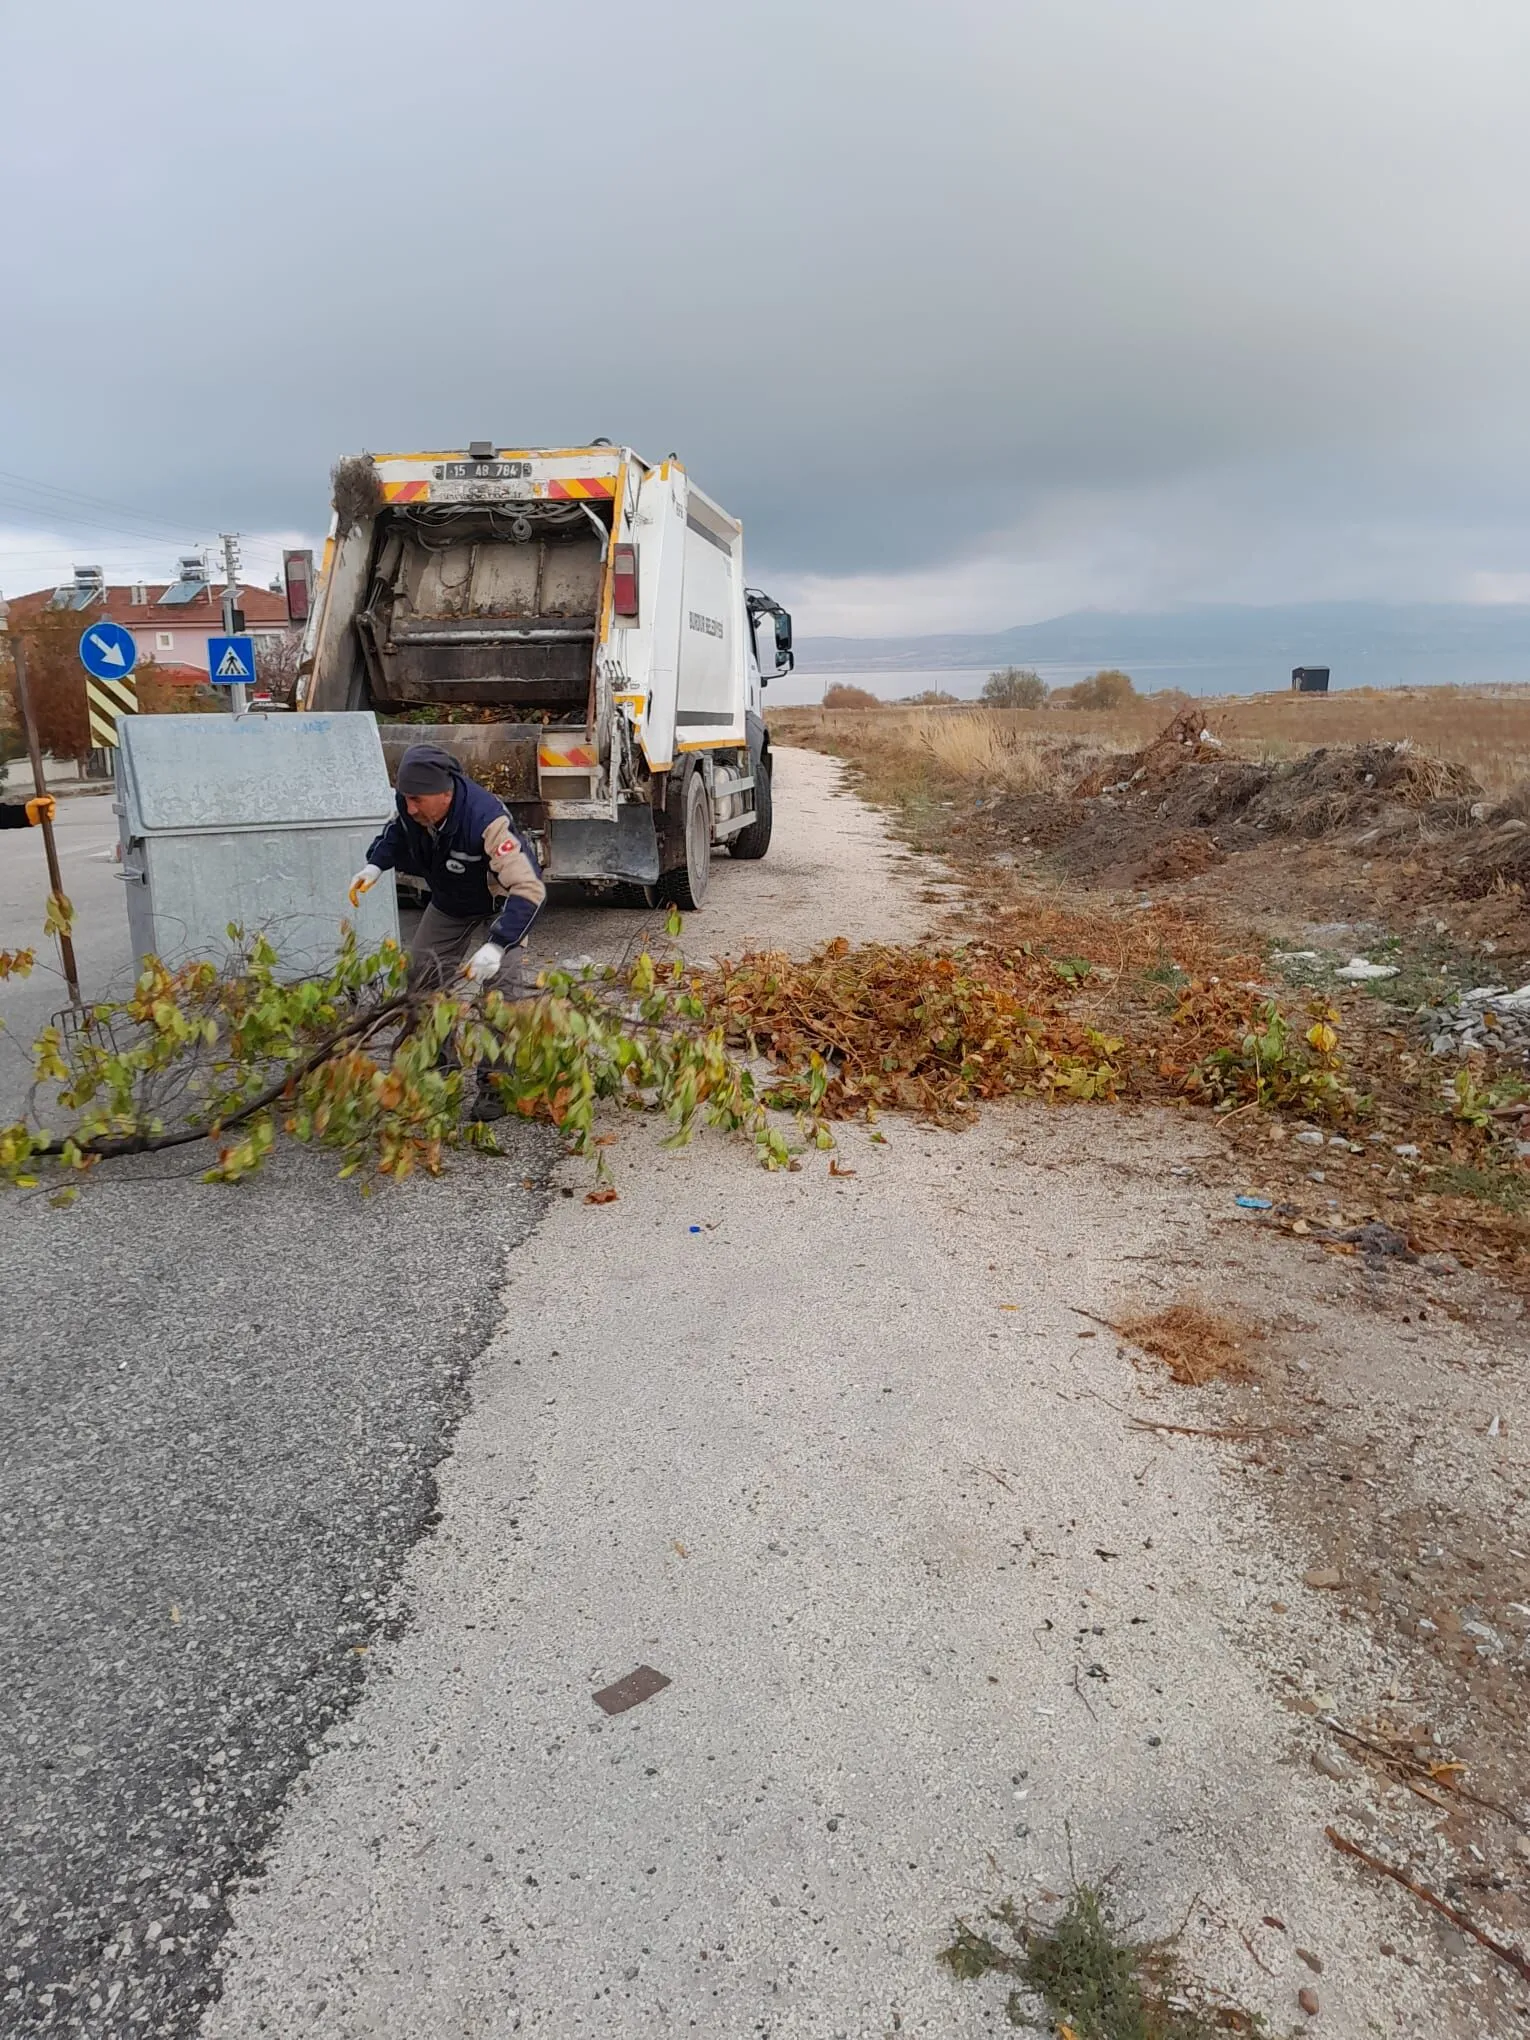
left=202, top=749, right=1487, bottom=2039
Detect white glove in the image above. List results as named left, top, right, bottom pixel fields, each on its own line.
left=348, top=863, right=382, bottom=908
left=464, top=940, right=505, bottom=984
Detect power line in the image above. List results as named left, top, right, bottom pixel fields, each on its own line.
left=0, top=466, right=225, bottom=545
left=0, top=467, right=303, bottom=575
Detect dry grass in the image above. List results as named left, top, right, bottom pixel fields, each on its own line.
left=774, top=684, right=1530, bottom=798
left=780, top=705, right=1102, bottom=805
left=1110, top=1301, right=1257, bottom=1386
left=912, top=709, right=1055, bottom=791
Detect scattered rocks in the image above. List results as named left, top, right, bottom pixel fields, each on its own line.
left=1419, top=982, right=1530, bottom=1063
left=1461, top=1618, right=1503, bottom=1649
left=1304, top=1567, right=1343, bottom=1590
left=1298, top=1983, right=1321, bottom=2016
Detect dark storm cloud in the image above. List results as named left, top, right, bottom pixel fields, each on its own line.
left=4, top=0, right=1529, bottom=605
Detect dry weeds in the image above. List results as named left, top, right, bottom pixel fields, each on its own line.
left=775, top=683, right=1530, bottom=797
left=1110, top=1301, right=1258, bottom=1386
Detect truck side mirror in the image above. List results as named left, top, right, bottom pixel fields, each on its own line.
left=774, top=611, right=793, bottom=672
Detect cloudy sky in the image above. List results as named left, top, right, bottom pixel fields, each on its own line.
left=4, top=0, right=1529, bottom=634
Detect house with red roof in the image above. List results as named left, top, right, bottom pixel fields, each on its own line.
left=5, top=560, right=293, bottom=682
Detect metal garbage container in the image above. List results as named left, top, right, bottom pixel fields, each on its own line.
left=115, top=712, right=399, bottom=974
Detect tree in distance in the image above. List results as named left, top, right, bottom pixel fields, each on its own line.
left=1, top=602, right=92, bottom=765
left=1053, top=668, right=1137, bottom=710
left=821, top=682, right=882, bottom=710
left=982, top=666, right=1046, bottom=709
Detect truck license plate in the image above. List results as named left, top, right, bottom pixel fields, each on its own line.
left=430, top=458, right=535, bottom=504
left=434, top=460, right=533, bottom=481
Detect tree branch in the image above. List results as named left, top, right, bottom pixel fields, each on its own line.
left=29, top=992, right=419, bottom=1161
left=1326, top=1827, right=1530, bottom=1983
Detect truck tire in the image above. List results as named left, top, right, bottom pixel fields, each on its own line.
left=729, top=743, right=773, bottom=860
left=654, top=771, right=712, bottom=910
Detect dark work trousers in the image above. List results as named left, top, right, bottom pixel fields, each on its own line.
left=407, top=903, right=535, bottom=999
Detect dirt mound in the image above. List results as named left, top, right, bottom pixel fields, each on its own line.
left=1135, top=829, right=1228, bottom=883
left=1072, top=705, right=1226, bottom=797
left=1024, top=714, right=1488, bottom=886
left=1241, top=742, right=1481, bottom=838
left=1453, top=814, right=1530, bottom=900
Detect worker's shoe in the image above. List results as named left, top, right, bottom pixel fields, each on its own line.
left=467, top=1075, right=507, bottom=1124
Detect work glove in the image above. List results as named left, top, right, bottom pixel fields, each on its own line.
left=25, top=795, right=55, bottom=827
left=463, top=941, right=505, bottom=985
left=347, top=863, right=382, bottom=907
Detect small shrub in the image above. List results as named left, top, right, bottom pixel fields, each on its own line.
left=1183, top=996, right=1358, bottom=1122
left=1055, top=669, right=1138, bottom=711
left=939, top=1883, right=1266, bottom=2038
left=821, top=682, right=881, bottom=710
left=983, top=666, right=1046, bottom=710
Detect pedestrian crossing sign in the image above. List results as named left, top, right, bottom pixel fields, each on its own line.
left=208, top=634, right=256, bottom=685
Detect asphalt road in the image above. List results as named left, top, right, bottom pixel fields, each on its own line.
left=0, top=793, right=547, bottom=2040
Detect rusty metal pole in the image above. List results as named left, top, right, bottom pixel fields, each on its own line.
left=11, top=635, right=82, bottom=1005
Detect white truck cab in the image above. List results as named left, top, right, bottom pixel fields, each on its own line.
left=300, top=443, right=792, bottom=907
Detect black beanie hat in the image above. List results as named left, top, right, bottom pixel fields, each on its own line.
left=396, top=744, right=458, bottom=796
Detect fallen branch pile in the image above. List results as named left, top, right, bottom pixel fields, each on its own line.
left=704, top=938, right=1125, bottom=1121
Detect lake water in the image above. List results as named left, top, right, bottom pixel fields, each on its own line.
left=772, top=655, right=1530, bottom=706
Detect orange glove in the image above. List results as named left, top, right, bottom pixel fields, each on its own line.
left=25, top=795, right=55, bottom=827
left=348, top=863, right=382, bottom=907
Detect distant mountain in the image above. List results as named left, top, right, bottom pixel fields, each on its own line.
left=794, top=602, right=1530, bottom=695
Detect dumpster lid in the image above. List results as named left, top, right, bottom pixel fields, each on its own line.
left=118, top=713, right=393, bottom=833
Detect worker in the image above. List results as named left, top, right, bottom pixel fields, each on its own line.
left=0, top=794, right=55, bottom=831
left=348, top=743, right=546, bottom=1117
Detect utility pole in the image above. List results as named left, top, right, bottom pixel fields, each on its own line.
left=10, top=635, right=82, bottom=1005
left=220, top=533, right=247, bottom=717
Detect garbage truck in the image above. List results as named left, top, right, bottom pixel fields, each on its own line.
left=298, top=443, right=794, bottom=908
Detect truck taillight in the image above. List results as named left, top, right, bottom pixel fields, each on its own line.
left=612, top=543, right=639, bottom=622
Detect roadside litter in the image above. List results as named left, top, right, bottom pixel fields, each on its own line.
left=1335, top=956, right=1399, bottom=981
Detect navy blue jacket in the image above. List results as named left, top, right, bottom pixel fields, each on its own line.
left=368, top=753, right=545, bottom=947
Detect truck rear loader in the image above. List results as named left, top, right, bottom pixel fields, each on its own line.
left=299, top=444, right=794, bottom=908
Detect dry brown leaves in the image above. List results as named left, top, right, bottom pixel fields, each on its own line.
left=702, top=939, right=1127, bottom=1122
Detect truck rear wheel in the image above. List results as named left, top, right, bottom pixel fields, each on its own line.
left=655, top=771, right=712, bottom=911
left=729, top=743, right=773, bottom=860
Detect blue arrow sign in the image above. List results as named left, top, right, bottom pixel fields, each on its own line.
left=208, top=634, right=256, bottom=685
left=79, top=620, right=138, bottom=680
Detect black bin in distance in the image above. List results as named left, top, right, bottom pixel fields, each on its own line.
left=1291, top=666, right=1330, bottom=693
